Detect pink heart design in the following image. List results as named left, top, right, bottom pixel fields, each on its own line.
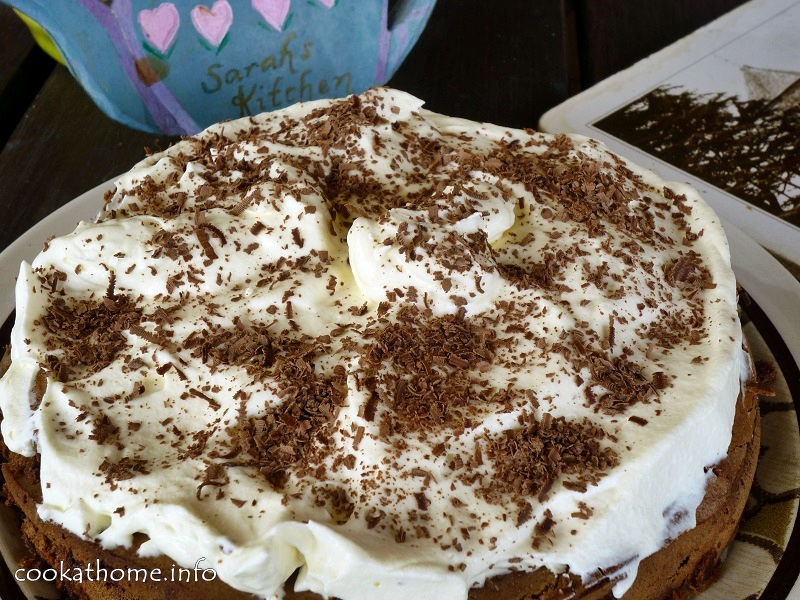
left=138, top=3, right=180, bottom=55
left=318, top=0, right=335, bottom=7
left=252, top=0, right=291, bottom=32
left=191, top=1, right=234, bottom=48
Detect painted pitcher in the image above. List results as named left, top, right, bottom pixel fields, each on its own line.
left=6, top=0, right=436, bottom=134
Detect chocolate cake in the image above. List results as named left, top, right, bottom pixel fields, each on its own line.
left=0, top=88, right=759, bottom=599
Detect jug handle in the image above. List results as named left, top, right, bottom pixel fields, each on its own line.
left=380, top=0, right=436, bottom=81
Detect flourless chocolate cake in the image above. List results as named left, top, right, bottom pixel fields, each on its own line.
left=0, top=88, right=759, bottom=600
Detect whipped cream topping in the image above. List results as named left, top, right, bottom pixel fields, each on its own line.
left=0, top=88, right=746, bottom=599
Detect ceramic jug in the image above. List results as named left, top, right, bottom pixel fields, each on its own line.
left=6, top=0, right=435, bottom=134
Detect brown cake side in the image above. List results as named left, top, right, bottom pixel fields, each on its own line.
left=1, top=345, right=761, bottom=600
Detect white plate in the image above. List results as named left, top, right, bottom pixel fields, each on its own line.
left=1, top=180, right=799, bottom=600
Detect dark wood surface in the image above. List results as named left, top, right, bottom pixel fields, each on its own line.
left=0, top=3, right=51, bottom=148
left=573, top=0, right=751, bottom=87
left=390, top=1, right=581, bottom=129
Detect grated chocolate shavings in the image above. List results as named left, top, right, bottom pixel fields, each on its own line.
left=38, top=294, right=144, bottom=381
left=480, top=412, right=618, bottom=509
left=358, top=305, right=497, bottom=438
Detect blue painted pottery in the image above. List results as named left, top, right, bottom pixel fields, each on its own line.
left=6, top=0, right=435, bottom=134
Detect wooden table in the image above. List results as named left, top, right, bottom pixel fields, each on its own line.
left=0, top=1, right=752, bottom=597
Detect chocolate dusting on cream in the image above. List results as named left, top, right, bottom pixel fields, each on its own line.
left=358, top=305, right=497, bottom=438
left=236, top=355, right=345, bottom=490
left=37, top=290, right=144, bottom=382
left=480, top=413, right=618, bottom=507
